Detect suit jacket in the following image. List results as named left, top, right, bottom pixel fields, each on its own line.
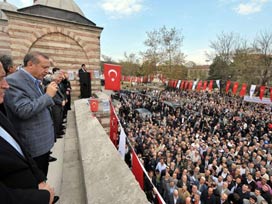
left=168, top=195, right=184, bottom=204
left=0, top=112, right=50, bottom=204
left=4, top=69, right=55, bottom=157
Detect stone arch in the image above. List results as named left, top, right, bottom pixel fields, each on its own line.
left=28, top=31, right=90, bottom=70
left=28, top=27, right=90, bottom=66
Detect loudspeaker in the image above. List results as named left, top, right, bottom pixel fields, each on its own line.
left=79, top=72, right=91, bottom=98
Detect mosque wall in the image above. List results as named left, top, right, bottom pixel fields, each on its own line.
left=6, top=11, right=102, bottom=99
left=0, top=20, right=11, bottom=55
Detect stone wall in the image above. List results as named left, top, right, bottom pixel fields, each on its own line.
left=0, top=20, right=11, bottom=55
left=4, top=10, right=102, bottom=97
left=74, top=99, right=149, bottom=204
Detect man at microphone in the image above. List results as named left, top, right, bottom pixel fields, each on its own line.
left=4, top=51, right=57, bottom=177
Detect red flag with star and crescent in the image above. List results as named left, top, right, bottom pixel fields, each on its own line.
left=110, top=103, right=118, bottom=147
left=104, top=64, right=121, bottom=91
left=90, top=98, right=99, bottom=112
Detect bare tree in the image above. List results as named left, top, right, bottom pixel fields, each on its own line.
left=160, top=26, right=184, bottom=70
left=141, top=29, right=161, bottom=72
left=209, top=32, right=240, bottom=64
left=253, top=31, right=272, bottom=85
left=142, top=26, right=184, bottom=73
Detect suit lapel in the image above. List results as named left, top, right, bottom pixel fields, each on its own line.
left=0, top=112, right=28, bottom=160
left=19, top=70, right=41, bottom=97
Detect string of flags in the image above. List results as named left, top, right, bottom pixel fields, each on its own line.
left=167, top=79, right=272, bottom=101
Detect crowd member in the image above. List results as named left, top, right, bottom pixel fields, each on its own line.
left=0, top=54, right=16, bottom=75
left=0, top=61, right=56, bottom=204
left=48, top=69, right=66, bottom=140
left=0, top=54, right=16, bottom=115
left=115, top=88, right=272, bottom=204
left=4, top=51, right=58, bottom=176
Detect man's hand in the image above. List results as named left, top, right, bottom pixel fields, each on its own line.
left=39, top=182, right=55, bottom=204
left=46, top=82, right=58, bottom=98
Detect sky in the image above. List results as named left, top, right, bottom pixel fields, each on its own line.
left=6, top=0, right=272, bottom=65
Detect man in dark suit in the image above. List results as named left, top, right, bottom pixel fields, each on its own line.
left=168, top=189, right=184, bottom=204
left=4, top=52, right=58, bottom=176
left=0, top=61, right=55, bottom=203
left=78, top=63, right=87, bottom=73
left=78, top=64, right=90, bottom=98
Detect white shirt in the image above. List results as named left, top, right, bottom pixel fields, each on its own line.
left=0, top=126, right=24, bottom=157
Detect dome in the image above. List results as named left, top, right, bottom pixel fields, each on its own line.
left=34, top=0, right=85, bottom=16
left=0, top=0, right=17, bottom=19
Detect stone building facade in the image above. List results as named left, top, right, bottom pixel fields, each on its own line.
left=0, top=0, right=103, bottom=99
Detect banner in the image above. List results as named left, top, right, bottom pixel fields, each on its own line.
left=226, top=80, right=231, bottom=93
left=216, top=80, right=220, bottom=90
left=180, top=80, right=185, bottom=90
left=192, top=80, right=198, bottom=90
left=188, top=81, right=193, bottom=90
left=132, top=150, right=144, bottom=190
left=176, top=80, right=181, bottom=89
left=203, top=81, right=207, bottom=91
left=239, top=83, right=247, bottom=97
left=270, top=87, right=272, bottom=101
left=110, top=105, right=118, bottom=147
left=118, top=128, right=126, bottom=159
left=196, top=80, right=202, bottom=91
left=104, top=64, right=121, bottom=90
left=208, top=80, right=213, bottom=91
left=232, top=82, right=239, bottom=95
left=259, top=86, right=266, bottom=100
left=250, top=85, right=256, bottom=98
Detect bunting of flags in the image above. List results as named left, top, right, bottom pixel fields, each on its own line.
left=166, top=79, right=272, bottom=101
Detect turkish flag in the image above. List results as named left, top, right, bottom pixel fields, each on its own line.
left=110, top=104, right=118, bottom=147
left=226, top=80, right=231, bottom=93
left=188, top=81, right=193, bottom=90
left=183, top=81, right=188, bottom=89
left=259, top=86, right=266, bottom=100
left=180, top=80, right=185, bottom=90
left=132, top=150, right=144, bottom=190
left=239, top=83, right=247, bottom=97
left=232, top=82, right=239, bottom=95
left=90, top=98, right=99, bottom=112
left=208, top=80, right=213, bottom=91
left=270, top=87, right=272, bottom=101
left=202, top=81, right=207, bottom=91
left=104, top=64, right=121, bottom=90
left=196, top=80, right=202, bottom=91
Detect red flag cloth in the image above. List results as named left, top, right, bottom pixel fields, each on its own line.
left=132, top=150, right=144, bottom=190
left=90, top=98, right=99, bottom=112
left=202, top=81, right=207, bottom=91
left=180, top=81, right=185, bottom=90
left=188, top=81, right=193, bottom=90
left=259, top=86, right=266, bottom=100
left=268, top=123, right=272, bottom=130
left=184, top=81, right=188, bottom=89
left=270, top=87, right=272, bottom=101
left=104, top=64, right=121, bottom=90
left=239, top=83, right=247, bottom=97
left=226, top=80, right=231, bottom=93
left=208, top=80, right=213, bottom=91
left=110, top=104, right=118, bottom=147
left=196, top=80, right=202, bottom=91
left=232, top=82, right=239, bottom=95
left=173, top=80, right=178, bottom=88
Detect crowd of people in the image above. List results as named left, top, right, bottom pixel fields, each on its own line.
left=115, top=88, right=272, bottom=204
left=0, top=52, right=71, bottom=203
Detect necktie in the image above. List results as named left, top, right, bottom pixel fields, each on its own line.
left=35, top=80, right=43, bottom=95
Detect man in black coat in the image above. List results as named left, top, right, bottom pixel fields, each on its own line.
left=0, top=62, right=55, bottom=204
